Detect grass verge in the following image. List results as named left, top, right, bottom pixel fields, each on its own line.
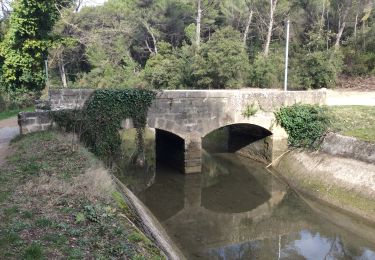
left=0, top=107, right=34, bottom=121
left=328, top=106, right=375, bottom=142
left=0, top=131, right=164, bottom=259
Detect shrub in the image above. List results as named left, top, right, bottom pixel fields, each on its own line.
left=143, top=42, right=185, bottom=89
left=342, top=49, right=375, bottom=76
left=275, top=104, right=330, bottom=148
left=0, top=94, right=6, bottom=112
left=192, top=27, right=250, bottom=89
left=0, top=88, right=35, bottom=111
left=297, top=50, right=343, bottom=89
left=248, top=52, right=284, bottom=88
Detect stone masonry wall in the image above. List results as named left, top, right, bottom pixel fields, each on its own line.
left=18, top=111, right=52, bottom=135
left=20, top=88, right=326, bottom=174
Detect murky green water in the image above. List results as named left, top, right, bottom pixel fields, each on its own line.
left=118, top=130, right=375, bottom=260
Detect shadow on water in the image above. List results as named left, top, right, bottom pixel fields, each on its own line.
left=116, top=128, right=375, bottom=260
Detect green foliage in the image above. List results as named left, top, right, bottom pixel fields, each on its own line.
left=52, top=89, right=156, bottom=162
left=248, top=52, right=284, bottom=88
left=23, top=242, right=43, bottom=260
left=143, top=42, right=185, bottom=89
left=342, top=49, right=375, bottom=76
left=75, top=212, right=86, bottom=224
left=296, top=50, right=343, bottom=89
left=0, top=94, right=6, bottom=112
left=0, top=0, right=70, bottom=93
left=193, top=27, right=250, bottom=89
left=242, top=103, right=258, bottom=118
left=275, top=104, right=330, bottom=148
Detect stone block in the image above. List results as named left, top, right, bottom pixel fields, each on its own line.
left=63, top=89, right=80, bottom=96
left=185, top=159, right=202, bottom=167
left=36, top=112, right=52, bottom=124
left=185, top=165, right=202, bottom=174
left=27, top=124, right=42, bottom=133
left=185, top=150, right=201, bottom=160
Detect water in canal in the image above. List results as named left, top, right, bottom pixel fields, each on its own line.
left=117, top=130, right=375, bottom=260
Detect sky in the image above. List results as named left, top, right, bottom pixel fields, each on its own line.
left=82, top=0, right=108, bottom=7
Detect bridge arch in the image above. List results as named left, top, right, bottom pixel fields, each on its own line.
left=202, top=123, right=273, bottom=159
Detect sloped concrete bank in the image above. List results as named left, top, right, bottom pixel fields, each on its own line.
left=273, top=145, right=375, bottom=224
left=321, top=132, right=375, bottom=164
left=112, top=176, right=186, bottom=260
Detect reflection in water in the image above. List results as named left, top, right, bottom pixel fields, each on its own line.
left=118, top=131, right=375, bottom=259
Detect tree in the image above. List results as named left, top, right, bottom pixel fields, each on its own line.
left=220, top=0, right=255, bottom=46
left=0, top=0, right=72, bottom=92
left=194, top=0, right=220, bottom=47
left=264, top=0, right=279, bottom=56
left=333, top=0, right=352, bottom=50
left=143, top=41, right=185, bottom=89
left=193, top=27, right=250, bottom=89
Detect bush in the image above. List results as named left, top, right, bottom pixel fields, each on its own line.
left=0, top=94, right=6, bottom=112
left=297, top=50, right=343, bottom=89
left=192, top=27, right=250, bottom=89
left=0, top=88, right=35, bottom=111
left=342, top=49, right=375, bottom=76
left=248, top=53, right=284, bottom=88
left=275, top=104, right=330, bottom=148
left=143, top=42, right=185, bottom=89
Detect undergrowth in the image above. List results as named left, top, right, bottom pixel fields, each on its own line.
left=0, top=131, right=164, bottom=259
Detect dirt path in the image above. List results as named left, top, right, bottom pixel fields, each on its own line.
left=0, top=117, right=19, bottom=166
left=326, top=90, right=375, bottom=106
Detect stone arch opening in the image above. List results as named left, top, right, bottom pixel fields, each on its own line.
left=203, top=124, right=272, bottom=151
left=155, top=129, right=185, bottom=173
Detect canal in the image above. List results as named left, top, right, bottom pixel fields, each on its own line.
left=117, top=129, right=375, bottom=260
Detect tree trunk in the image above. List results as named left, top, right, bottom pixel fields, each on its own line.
left=320, top=0, right=326, bottom=31
left=334, top=21, right=346, bottom=50
left=264, top=0, right=278, bottom=57
left=58, top=55, right=68, bottom=88
left=196, top=0, right=202, bottom=47
left=143, top=22, right=158, bottom=54
left=335, top=8, right=349, bottom=50
left=354, top=11, right=359, bottom=45
left=243, top=10, right=254, bottom=46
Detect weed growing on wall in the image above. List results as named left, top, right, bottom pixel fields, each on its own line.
left=52, top=89, right=156, bottom=163
left=275, top=104, right=330, bottom=148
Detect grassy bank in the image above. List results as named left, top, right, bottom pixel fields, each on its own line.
left=0, top=107, right=34, bottom=121
left=329, top=106, right=375, bottom=142
left=0, top=131, right=164, bottom=259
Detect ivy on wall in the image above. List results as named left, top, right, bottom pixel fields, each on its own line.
left=52, top=89, right=156, bottom=163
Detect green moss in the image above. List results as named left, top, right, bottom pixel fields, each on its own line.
left=297, top=177, right=375, bottom=215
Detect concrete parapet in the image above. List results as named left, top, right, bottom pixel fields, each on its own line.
left=18, top=111, right=52, bottom=135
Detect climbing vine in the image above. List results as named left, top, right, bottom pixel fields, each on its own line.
left=52, top=89, right=156, bottom=163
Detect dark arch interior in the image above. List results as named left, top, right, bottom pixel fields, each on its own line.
left=202, top=124, right=272, bottom=153
left=155, top=129, right=185, bottom=173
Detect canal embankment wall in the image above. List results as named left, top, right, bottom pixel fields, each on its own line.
left=272, top=133, right=375, bottom=223
left=113, top=175, right=186, bottom=260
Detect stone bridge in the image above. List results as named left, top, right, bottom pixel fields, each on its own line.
left=19, top=89, right=326, bottom=173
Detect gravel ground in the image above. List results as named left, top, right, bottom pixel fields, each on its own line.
left=326, top=90, right=375, bottom=106
left=0, top=117, right=19, bottom=166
